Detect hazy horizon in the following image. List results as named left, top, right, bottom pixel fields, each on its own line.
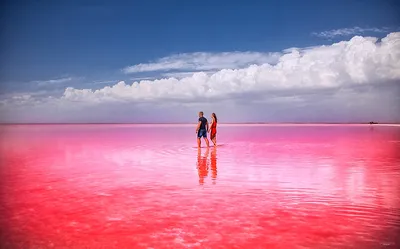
left=1, top=121, right=398, bottom=125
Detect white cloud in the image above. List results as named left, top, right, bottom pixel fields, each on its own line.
left=129, top=76, right=158, bottom=81
left=1, top=33, right=400, bottom=123
left=61, top=32, right=400, bottom=104
left=312, top=26, right=392, bottom=39
left=122, top=52, right=281, bottom=73
left=31, top=77, right=72, bottom=86
left=90, top=80, right=119, bottom=85
left=161, top=70, right=219, bottom=79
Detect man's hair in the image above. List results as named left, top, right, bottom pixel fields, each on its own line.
left=199, top=111, right=204, bottom=116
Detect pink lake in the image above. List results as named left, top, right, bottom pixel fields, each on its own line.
left=0, top=124, right=399, bottom=249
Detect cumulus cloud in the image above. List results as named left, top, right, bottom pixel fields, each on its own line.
left=1, top=32, right=400, bottom=123
left=161, top=71, right=219, bottom=79
left=312, top=26, right=392, bottom=39
left=62, top=32, right=400, bottom=104
left=122, top=52, right=281, bottom=73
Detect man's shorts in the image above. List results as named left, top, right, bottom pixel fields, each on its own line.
left=197, top=129, right=207, bottom=138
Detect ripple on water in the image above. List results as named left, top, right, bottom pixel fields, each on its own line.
left=1, top=125, right=400, bottom=248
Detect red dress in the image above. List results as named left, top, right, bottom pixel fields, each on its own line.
left=210, top=121, right=217, bottom=139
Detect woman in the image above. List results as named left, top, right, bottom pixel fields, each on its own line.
left=208, top=113, right=218, bottom=146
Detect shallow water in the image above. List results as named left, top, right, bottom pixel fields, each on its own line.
left=0, top=124, right=399, bottom=249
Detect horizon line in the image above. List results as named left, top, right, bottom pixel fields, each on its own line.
left=0, top=122, right=397, bottom=125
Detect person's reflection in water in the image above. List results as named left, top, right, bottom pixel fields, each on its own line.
left=210, top=146, right=218, bottom=184
left=197, top=147, right=210, bottom=185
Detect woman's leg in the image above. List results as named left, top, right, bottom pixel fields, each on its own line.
left=211, top=133, right=217, bottom=146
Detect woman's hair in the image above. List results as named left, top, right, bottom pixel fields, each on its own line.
left=212, top=113, right=217, bottom=123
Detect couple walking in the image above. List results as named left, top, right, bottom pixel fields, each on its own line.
left=195, top=111, right=217, bottom=148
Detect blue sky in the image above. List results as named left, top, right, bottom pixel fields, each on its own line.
left=0, top=0, right=399, bottom=123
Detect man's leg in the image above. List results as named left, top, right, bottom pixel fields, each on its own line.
left=197, top=137, right=201, bottom=147
left=203, top=133, right=210, bottom=147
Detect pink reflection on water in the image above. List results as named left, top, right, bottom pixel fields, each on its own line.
left=0, top=124, right=399, bottom=248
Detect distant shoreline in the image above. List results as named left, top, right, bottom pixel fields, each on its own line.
left=1, top=123, right=399, bottom=127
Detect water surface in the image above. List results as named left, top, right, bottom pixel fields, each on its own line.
left=1, top=124, right=399, bottom=248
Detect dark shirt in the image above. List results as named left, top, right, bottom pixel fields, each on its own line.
left=198, top=117, right=208, bottom=130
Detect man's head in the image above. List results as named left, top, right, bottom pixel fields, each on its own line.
left=198, top=111, right=204, bottom=117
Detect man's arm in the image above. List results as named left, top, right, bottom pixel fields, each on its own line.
left=206, top=121, right=209, bottom=132
left=196, top=120, right=201, bottom=133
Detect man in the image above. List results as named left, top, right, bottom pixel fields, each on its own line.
left=196, top=111, right=210, bottom=148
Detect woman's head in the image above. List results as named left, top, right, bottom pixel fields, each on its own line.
left=211, top=113, right=217, bottom=122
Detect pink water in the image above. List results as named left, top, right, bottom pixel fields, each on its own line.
left=1, top=124, right=399, bottom=249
